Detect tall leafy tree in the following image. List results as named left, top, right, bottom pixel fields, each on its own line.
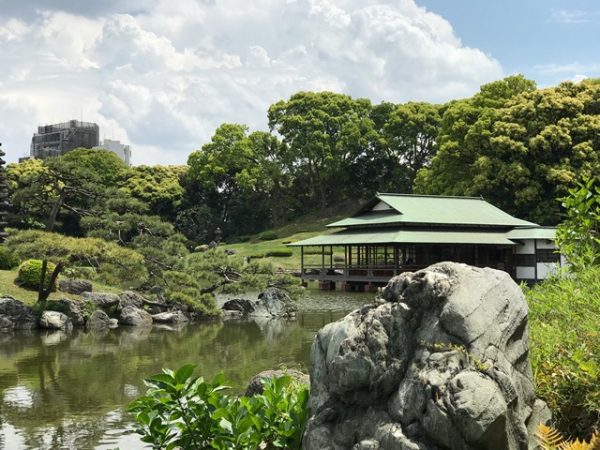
left=268, top=91, right=376, bottom=208
left=414, top=75, right=599, bottom=224
left=185, top=124, right=286, bottom=238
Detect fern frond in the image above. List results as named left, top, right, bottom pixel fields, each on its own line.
left=537, top=424, right=566, bottom=450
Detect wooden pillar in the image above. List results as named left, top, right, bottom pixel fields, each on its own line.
left=321, top=246, right=325, bottom=272
left=301, top=246, right=304, bottom=276
left=330, top=245, right=333, bottom=268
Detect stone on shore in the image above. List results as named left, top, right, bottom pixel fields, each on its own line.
left=59, top=279, right=93, bottom=295
left=152, top=311, right=189, bottom=324
left=87, top=310, right=111, bottom=332
left=303, top=262, right=551, bottom=450
left=0, top=296, right=37, bottom=331
left=39, top=310, right=73, bottom=331
left=118, top=306, right=153, bottom=327
left=222, top=288, right=297, bottom=319
left=118, top=291, right=146, bottom=311
left=81, top=292, right=120, bottom=308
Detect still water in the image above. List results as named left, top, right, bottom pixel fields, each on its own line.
left=0, top=290, right=372, bottom=449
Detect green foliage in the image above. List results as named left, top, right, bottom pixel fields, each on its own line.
left=128, top=365, right=309, bottom=450
left=162, top=270, right=221, bottom=317
left=555, top=177, right=600, bottom=271
left=122, top=165, right=186, bottom=220
left=259, top=231, right=279, bottom=241
left=6, top=230, right=148, bottom=288
left=416, top=77, right=600, bottom=224
left=16, top=259, right=57, bottom=291
left=264, top=250, right=293, bottom=258
left=0, top=246, right=19, bottom=270
left=526, top=266, right=600, bottom=438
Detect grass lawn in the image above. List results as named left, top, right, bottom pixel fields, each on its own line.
left=0, top=270, right=121, bottom=306
left=222, top=203, right=356, bottom=270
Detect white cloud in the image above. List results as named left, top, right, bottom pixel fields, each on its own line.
left=550, top=9, right=599, bottom=24
left=0, top=0, right=503, bottom=165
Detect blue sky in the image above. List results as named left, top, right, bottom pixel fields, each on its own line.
left=0, top=0, right=598, bottom=165
left=419, top=0, right=600, bottom=85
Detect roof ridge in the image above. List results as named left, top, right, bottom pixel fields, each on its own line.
left=377, top=193, right=484, bottom=200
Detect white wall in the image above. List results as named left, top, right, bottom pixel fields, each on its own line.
left=372, top=201, right=392, bottom=211
left=514, top=240, right=535, bottom=254
left=516, top=266, right=535, bottom=280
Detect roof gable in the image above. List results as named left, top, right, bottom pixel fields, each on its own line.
left=328, top=193, right=536, bottom=228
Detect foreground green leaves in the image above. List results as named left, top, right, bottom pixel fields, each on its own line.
left=129, top=365, right=309, bottom=449
left=526, top=266, right=600, bottom=439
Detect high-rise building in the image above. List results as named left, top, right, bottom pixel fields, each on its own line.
left=93, top=139, right=132, bottom=166
left=30, top=120, right=99, bottom=159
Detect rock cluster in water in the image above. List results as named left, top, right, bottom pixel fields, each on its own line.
left=303, top=262, right=550, bottom=450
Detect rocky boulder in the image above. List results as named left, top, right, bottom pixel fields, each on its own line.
left=222, top=298, right=256, bottom=316
left=51, top=298, right=86, bottom=327
left=255, top=288, right=297, bottom=318
left=152, top=311, right=189, bottom=324
left=59, top=279, right=93, bottom=295
left=81, top=292, right=120, bottom=308
left=87, top=310, right=111, bottom=332
left=118, top=306, right=153, bottom=327
left=245, top=369, right=310, bottom=396
left=222, top=288, right=297, bottom=319
left=39, top=311, right=73, bottom=331
left=303, top=262, right=551, bottom=450
left=118, top=291, right=146, bottom=311
left=0, top=296, right=37, bottom=331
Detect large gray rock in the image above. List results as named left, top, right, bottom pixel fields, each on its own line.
left=303, top=262, right=551, bottom=450
left=0, top=296, right=37, bottom=331
left=222, top=289, right=297, bottom=319
left=81, top=292, right=120, bottom=308
left=118, top=306, right=152, bottom=327
left=118, top=291, right=146, bottom=311
left=152, top=311, right=189, bottom=324
left=87, top=310, right=111, bottom=332
left=39, top=310, right=73, bottom=331
left=59, top=279, right=93, bottom=295
left=52, top=298, right=86, bottom=326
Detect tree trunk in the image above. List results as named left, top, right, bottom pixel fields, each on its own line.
left=38, top=262, right=63, bottom=303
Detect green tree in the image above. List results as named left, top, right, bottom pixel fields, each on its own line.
left=415, top=76, right=600, bottom=224
left=555, top=177, right=600, bottom=271
left=381, top=102, right=442, bottom=191
left=122, top=165, right=186, bottom=220
left=186, top=124, right=286, bottom=238
left=268, top=91, right=376, bottom=208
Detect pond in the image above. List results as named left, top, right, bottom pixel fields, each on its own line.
left=0, top=290, right=372, bottom=449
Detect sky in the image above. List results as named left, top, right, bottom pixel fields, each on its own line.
left=0, top=0, right=598, bottom=166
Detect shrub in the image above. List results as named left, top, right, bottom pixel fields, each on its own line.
left=129, top=365, right=308, bottom=450
left=333, top=255, right=345, bottom=263
left=264, top=249, right=293, bottom=258
left=303, top=249, right=332, bottom=255
left=16, top=259, right=57, bottom=291
left=526, top=266, right=600, bottom=439
left=249, top=253, right=265, bottom=259
left=258, top=231, right=278, bottom=241
left=0, top=246, right=19, bottom=270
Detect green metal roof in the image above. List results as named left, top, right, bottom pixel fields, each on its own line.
left=327, top=194, right=536, bottom=228
left=506, top=227, right=556, bottom=240
left=289, top=229, right=517, bottom=246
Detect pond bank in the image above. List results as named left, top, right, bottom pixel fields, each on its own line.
left=0, top=290, right=371, bottom=450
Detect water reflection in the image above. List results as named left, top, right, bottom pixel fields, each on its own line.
left=0, top=290, right=371, bottom=449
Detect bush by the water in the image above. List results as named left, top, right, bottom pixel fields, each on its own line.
left=129, top=365, right=308, bottom=449
left=0, top=246, right=19, bottom=270
left=16, top=259, right=57, bottom=291
left=526, top=266, right=600, bottom=439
